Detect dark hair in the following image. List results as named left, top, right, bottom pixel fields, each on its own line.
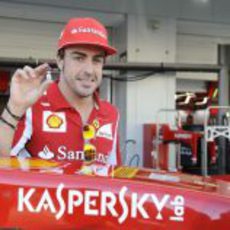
left=57, top=48, right=65, bottom=59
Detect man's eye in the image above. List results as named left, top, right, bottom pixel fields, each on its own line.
left=73, top=56, right=84, bottom=61
left=94, top=58, right=104, bottom=64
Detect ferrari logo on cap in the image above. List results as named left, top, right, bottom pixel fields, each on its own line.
left=43, top=111, right=66, bottom=132
left=71, top=27, right=107, bottom=39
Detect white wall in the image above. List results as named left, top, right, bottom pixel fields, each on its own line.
left=176, top=20, right=230, bottom=91
left=176, top=34, right=218, bottom=81
left=112, top=15, right=177, bottom=166
left=0, top=18, right=62, bottom=59
left=127, top=14, right=176, bottom=62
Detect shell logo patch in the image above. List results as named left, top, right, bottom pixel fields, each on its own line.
left=43, top=111, right=66, bottom=132
left=47, top=114, right=63, bottom=129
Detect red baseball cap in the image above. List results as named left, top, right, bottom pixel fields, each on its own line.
left=58, top=17, right=117, bottom=56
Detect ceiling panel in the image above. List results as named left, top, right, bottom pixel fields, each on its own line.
left=1, top=0, right=230, bottom=24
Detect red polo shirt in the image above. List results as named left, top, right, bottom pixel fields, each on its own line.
left=11, top=82, right=121, bottom=165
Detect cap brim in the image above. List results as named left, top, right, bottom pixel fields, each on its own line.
left=58, top=41, right=117, bottom=56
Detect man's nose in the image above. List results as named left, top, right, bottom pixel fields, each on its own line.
left=84, top=60, right=94, bottom=76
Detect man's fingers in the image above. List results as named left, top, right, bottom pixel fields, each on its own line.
left=13, top=63, right=49, bottom=82
left=23, top=65, right=36, bottom=79
left=13, top=69, right=30, bottom=81
left=34, top=63, right=50, bottom=77
left=38, top=79, right=53, bottom=97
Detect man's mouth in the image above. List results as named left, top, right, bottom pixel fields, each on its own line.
left=76, top=78, right=96, bottom=83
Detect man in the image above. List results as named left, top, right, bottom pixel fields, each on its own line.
left=0, top=17, right=121, bottom=165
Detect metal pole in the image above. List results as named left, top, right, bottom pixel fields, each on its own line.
left=217, top=45, right=230, bottom=174
left=202, top=108, right=209, bottom=176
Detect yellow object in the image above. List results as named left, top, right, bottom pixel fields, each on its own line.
left=113, top=167, right=139, bottom=178
left=83, top=124, right=96, bottom=140
left=84, top=143, right=96, bottom=161
left=47, top=114, right=63, bottom=128
left=0, top=158, right=59, bottom=169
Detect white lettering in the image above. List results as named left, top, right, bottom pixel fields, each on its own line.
left=118, top=186, right=129, bottom=224
left=57, top=146, right=107, bottom=163
left=68, top=190, right=83, bottom=214
left=35, top=190, right=56, bottom=213
left=101, top=191, right=118, bottom=217
left=131, top=193, right=149, bottom=219
left=57, top=146, right=67, bottom=160
left=18, top=188, right=35, bottom=212
left=169, top=195, right=184, bottom=222
left=71, top=26, right=107, bottom=39
left=150, top=194, right=170, bottom=220
left=17, top=184, right=185, bottom=224
left=85, top=191, right=99, bottom=215
left=57, top=146, right=84, bottom=161
left=56, top=183, right=65, bottom=219
left=75, top=151, right=85, bottom=160
left=68, top=151, right=75, bottom=160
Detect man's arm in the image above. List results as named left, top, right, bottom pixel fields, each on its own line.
left=0, top=63, right=52, bottom=156
left=0, top=105, right=20, bottom=156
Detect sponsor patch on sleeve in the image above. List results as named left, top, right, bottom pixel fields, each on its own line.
left=96, top=123, right=113, bottom=140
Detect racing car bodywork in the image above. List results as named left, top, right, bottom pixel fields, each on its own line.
left=0, top=157, right=229, bottom=229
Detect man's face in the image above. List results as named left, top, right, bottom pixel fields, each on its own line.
left=58, top=45, right=105, bottom=98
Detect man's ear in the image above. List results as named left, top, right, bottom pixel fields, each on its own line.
left=56, top=55, right=64, bottom=71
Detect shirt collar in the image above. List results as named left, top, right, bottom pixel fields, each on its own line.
left=47, top=82, right=70, bottom=110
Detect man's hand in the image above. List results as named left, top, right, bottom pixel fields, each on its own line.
left=7, top=63, right=52, bottom=117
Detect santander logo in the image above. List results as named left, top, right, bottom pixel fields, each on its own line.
left=38, top=146, right=54, bottom=160
left=37, top=145, right=108, bottom=164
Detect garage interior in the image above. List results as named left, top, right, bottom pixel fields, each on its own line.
left=0, top=0, right=230, bottom=176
